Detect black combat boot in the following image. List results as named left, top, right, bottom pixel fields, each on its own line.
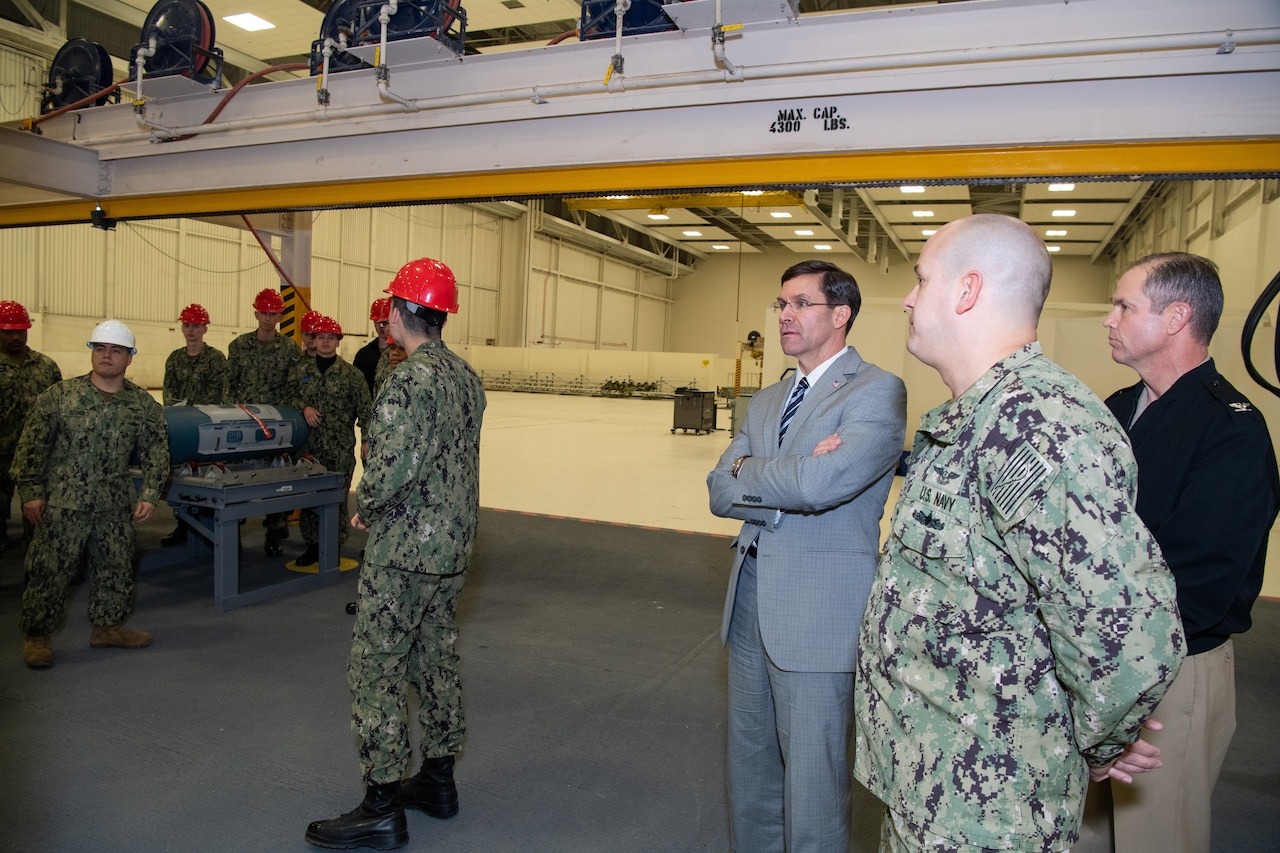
left=160, top=524, right=187, bottom=547
left=264, top=529, right=285, bottom=558
left=400, top=755, right=459, bottom=819
left=305, top=782, right=408, bottom=850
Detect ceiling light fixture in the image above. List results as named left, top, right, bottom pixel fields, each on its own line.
left=794, top=229, right=814, bottom=236
left=899, top=186, right=926, bottom=193
left=1047, top=246, right=1061, bottom=252
left=921, top=229, right=938, bottom=236
left=223, top=13, right=274, bottom=31
left=1048, top=183, right=1076, bottom=192
left=770, top=211, right=792, bottom=219
left=912, top=210, right=934, bottom=218
left=1051, top=209, right=1077, bottom=217
left=647, top=207, right=669, bottom=221
left=814, top=244, right=832, bottom=251
left=712, top=244, right=731, bottom=250
left=1046, top=229, right=1067, bottom=237
left=682, top=230, right=702, bottom=237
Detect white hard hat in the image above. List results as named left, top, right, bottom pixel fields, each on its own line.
left=87, top=319, right=137, bottom=354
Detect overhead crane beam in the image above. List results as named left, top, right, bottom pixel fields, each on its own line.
left=0, top=0, right=1277, bottom=228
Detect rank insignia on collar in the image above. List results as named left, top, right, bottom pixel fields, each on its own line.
left=1230, top=402, right=1253, bottom=413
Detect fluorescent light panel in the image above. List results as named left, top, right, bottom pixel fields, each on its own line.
left=223, top=13, right=274, bottom=31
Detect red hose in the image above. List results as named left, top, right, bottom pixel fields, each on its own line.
left=24, top=81, right=124, bottom=130
left=173, top=62, right=310, bottom=141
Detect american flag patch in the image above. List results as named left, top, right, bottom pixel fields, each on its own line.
left=990, top=443, right=1053, bottom=520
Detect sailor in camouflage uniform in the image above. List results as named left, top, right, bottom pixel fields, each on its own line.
left=15, top=321, right=169, bottom=669
left=227, top=288, right=303, bottom=556
left=294, top=315, right=371, bottom=566
left=307, top=259, right=484, bottom=851
left=853, top=215, right=1185, bottom=853
left=371, top=335, right=407, bottom=395
left=159, top=303, right=229, bottom=548
left=0, top=300, right=62, bottom=552
left=162, top=303, right=228, bottom=406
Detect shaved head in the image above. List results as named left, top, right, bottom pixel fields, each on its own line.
left=932, top=213, right=1052, bottom=324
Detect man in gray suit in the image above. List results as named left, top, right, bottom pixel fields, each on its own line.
left=708, top=259, right=907, bottom=852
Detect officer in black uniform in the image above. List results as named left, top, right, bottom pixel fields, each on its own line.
left=1082, top=251, right=1280, bottom=853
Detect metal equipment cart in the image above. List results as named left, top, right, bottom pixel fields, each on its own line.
left=672, top=387, right=716, bottom=434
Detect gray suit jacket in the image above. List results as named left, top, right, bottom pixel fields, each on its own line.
left=707, top=345, right=907, bottom=672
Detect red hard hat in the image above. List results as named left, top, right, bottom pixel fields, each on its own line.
left=369, top=297, right=392, bottom=322
left=385, top=258, right=458, bottom=314
left=253, top=288, right=285, bottom=313
left=300, top=310, right=323, bottom=333
left=0, top=300, right=32, bottom=330
left=312, top=315, right=343, bottom=337
left=178, top=303, right=210, bottom=325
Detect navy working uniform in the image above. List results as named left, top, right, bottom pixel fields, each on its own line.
left=296, top=352, right=371, bottom=547
left=349, top=338, right=486, bottom=781
left=15, top=375, right=169, bottom=636
left=855, top=343, right=1185, bottom=853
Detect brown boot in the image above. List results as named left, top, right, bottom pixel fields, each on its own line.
left=23, top=635, right=53, bottom=668
left=90, top=624, right=153, bottom=649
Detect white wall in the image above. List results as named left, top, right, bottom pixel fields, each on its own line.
left=527, top=237, right=672, bottom=351
left=0, top=43, right=44, bottom=125
left=2, top=204, right=679, bottom=388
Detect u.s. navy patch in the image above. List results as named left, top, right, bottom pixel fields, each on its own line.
left=990, top=443, right=1053, bottom=520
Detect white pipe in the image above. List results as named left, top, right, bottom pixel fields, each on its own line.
left=606, top=0, right=632, bottom=88
left=712, top=0, right=740, bottom=78
left=118, top=25, right=1280, bottom=144
left=378, top=75, right=413, bottom=106
left=318, top=37, right=334, bottom=106
left=132, top=36, right=156, bottom=110
left=378, top=1, right=399, bottom=68
left=613, top=0, right=631, bottom=61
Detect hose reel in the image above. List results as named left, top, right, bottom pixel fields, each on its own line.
left=309, top=0, right=467, bottom=76
left=41, top=38, right=120, bottom=114
left=129, top=0, right=224, bottom=85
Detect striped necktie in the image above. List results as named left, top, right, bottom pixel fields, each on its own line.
left=778, top=377, right=809, bottom=445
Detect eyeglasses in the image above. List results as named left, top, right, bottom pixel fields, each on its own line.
left=770, top=299, right=832, bottom=314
